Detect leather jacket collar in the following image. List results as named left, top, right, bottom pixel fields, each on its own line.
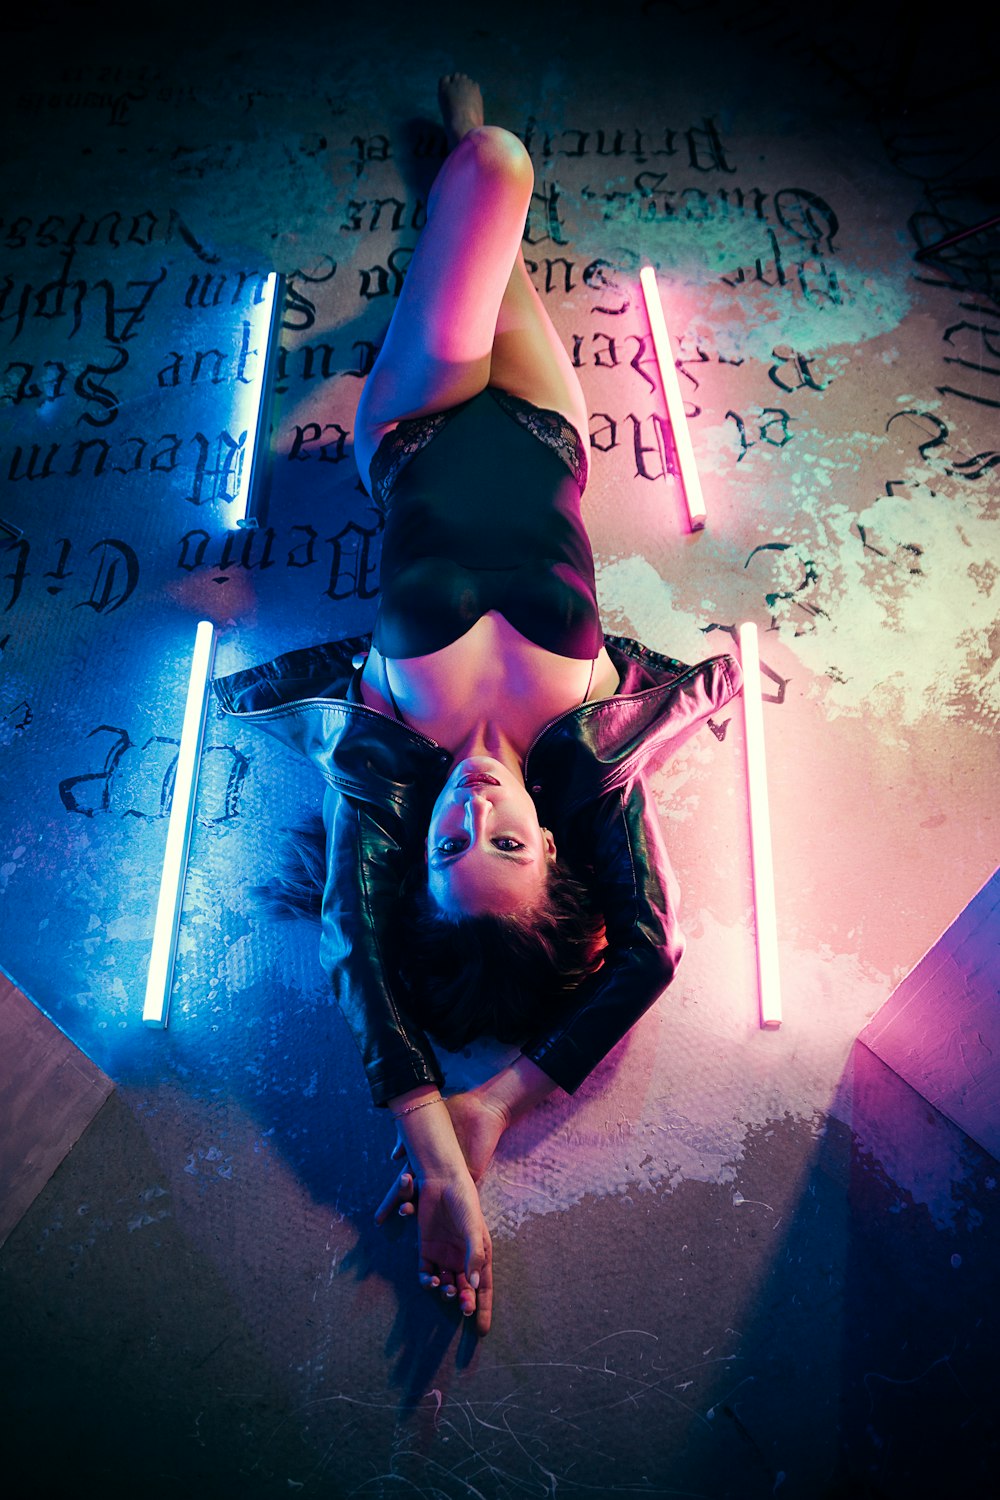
left=213, top=632, right=742, bottom=836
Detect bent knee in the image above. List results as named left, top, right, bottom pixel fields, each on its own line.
left=459, top=125, right=533, bottom=192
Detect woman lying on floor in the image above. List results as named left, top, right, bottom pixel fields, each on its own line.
left=215, top=74, right=740, bottom=1333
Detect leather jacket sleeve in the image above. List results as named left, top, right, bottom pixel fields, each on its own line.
left=319, top=784, right=444, bottom=1106
left=522, top=776, right=683, bottom=1094
left=213, top=633, right=739, bottom=1109
left=212, top=637, right=449, bottom=1108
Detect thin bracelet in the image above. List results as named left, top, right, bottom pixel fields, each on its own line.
left=391, top=1095, right=444, bottom=1119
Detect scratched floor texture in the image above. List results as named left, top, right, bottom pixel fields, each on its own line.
left=1, top=0, right=999, bottom=1495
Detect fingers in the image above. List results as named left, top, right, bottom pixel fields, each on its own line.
left=417, top=1259, right=456, bottom=1299
left=470, top=1228, right=493, bottom=1335
left=374, top=1177, right=398, bottom=1226
left=463, top=1222, right=487, bottom=1297
left=390, top=1174, right=494, bottom=1333
left=415, top=1257, right=491, bottom=1333
left=420, top=1265, right=462, bottom=1307
left=418, top=1257, right=441, bottom=1290
left=473, top=1261, right=493, bottom=1335
left=396, top=1172, right=417, bottom=1218
left=454, top=1271, right=476, bottom=1319
left=374, top=1170, right=416, bottom=1225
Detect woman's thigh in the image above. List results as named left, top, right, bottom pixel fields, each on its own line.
left=487, top=252, right=589, bottom=449
left=355, top=127, right=533, bottom=481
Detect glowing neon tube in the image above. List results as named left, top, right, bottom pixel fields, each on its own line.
left=143, top=620, right=217, bottom=1028
left=235, top=270, right=284, bottom=531
left=639, top=265, right=707, bottom=531
left=738, top=622, right=782, bottom=1029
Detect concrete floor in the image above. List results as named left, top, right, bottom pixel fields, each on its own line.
left=1, top=1, right=998, bottom=1495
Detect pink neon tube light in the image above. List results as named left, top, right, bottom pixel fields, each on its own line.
left=639, top=265, right=707, bottom=531
left=738, top=622, right=782, bottom=1028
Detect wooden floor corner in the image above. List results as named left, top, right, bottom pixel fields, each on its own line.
left=0, top=972, right=114, bottom=1247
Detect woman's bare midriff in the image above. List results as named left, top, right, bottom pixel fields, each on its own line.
left=360, top=611, right=619, bottom=754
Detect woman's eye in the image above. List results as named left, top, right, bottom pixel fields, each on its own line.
left=438, top=837, right=467, bottom=854
left=493, top=838, right=525, bottom=851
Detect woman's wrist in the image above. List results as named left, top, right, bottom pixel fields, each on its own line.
left=475, top=1056, right=557, bottom=1126
left=389, top=1088, right=468, bottom=1181
left=391, top=1092, right=444, bottom=1120
left=389, top=1084, right=443, bottom=1114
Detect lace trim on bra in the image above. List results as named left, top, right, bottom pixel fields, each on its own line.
left=368, top=388, right=589, bottom=509
left=369, top=411, right=451, bottom=509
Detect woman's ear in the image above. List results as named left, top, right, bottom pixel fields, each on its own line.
left=540, top=827, right=557, bottom=861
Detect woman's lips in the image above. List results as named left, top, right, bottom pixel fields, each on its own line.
left=459, top=773, right=501, bottom=786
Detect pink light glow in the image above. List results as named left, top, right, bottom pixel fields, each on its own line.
left=639, top=266, right=707, bottom=531
left=738, top=622, right=782, bottom=1029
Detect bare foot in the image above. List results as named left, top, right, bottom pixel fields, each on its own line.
left=438, top=73, right=485, bottom=149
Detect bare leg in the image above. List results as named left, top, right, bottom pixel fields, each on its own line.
left=439, top=76, right=587, bottom=442
left=354, top=80, right=532, bottom=482
left=355, top=75, right=588, bottom=483
left=488, top=250, right=589, bottom=448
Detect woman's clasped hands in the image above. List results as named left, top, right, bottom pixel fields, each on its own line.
left=375, top=1085, right=511, bottom=1335
left=377, top=1059, right=557, bottom=1335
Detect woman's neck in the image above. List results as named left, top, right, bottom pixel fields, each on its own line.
left=448, top=720, right=527, bottom=774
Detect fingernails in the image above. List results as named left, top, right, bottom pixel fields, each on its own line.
left=469, top=1272, right=480, bottom=1290
left=463, top=1305, right=474, bottom=1317
left=444, top=1286, right=456, bottom=1299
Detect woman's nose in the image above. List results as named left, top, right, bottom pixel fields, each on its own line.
left=463, top=793, right=490, bottom=836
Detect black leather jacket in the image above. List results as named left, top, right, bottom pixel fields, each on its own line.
left=214, top=633, right=742, bottom=1105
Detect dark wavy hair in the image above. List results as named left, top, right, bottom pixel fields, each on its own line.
left=396, top=860, right=606, bottom=1050
left=249, top=811, right=327, bottom=921
left=251, top=812, right=606, bottom=1050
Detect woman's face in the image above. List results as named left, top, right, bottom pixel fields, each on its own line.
left=426, top=756, right=556, bottom=916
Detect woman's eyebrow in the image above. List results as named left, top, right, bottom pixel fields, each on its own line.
left=434, top=848, right=534, bottom=866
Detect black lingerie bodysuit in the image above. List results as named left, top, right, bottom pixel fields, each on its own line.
left=369, top=387, right=603, bottom=663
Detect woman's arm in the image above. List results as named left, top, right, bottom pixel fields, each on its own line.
left=429, top=784, right=676, bottom=1174
left=443, top=1057, right=557, bottom=1182
left=381, top=781, right=676, bottom=1195
left=470, top=1054, right=558, bottom=1123
left=377, top=1061, right=549, bottom=1334
left=379, top=1058, right=556, bottom=1245
left=321, top=786, right=446, bottom=1104
left=521, top=777, right=683, bottom=1092
left=378, top=1084, right=494, bottom=1333
left=214, top=641, right=447, bottom=1107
